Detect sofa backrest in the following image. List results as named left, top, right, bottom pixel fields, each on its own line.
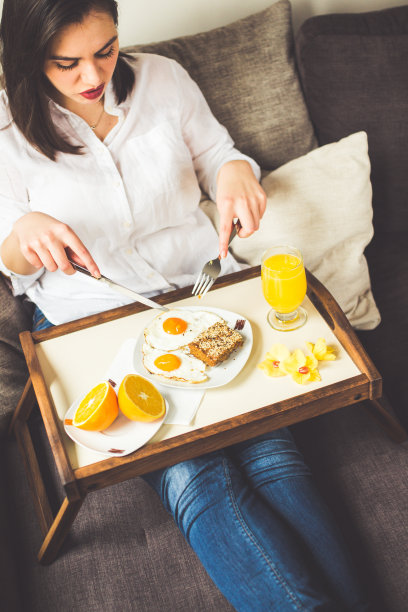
left=124, top=0, right=317, bottom=171
left=295, top=5, right=408, bottom=236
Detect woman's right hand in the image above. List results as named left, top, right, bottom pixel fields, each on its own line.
left=2, top=212, right=100, bottom=277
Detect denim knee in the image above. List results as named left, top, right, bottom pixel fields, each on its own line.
left=226, top=428, right=311, bottom=486
left=142, top=450, right=228, bottom=537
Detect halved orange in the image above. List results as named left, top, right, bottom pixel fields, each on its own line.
left=73, top=381, right=119, bottom=431
left=118, top=374, right=165, bottom=422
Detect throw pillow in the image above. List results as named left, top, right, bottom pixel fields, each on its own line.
left=295, top=5, right=408, bottom=234
left=200, top=131, right=381, bottom=330
left=124, top=0, right=316, bottom=170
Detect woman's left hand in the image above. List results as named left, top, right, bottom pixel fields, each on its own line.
left=215, top=160, right=266, bottom=258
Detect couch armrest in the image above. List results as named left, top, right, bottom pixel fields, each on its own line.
left=0, top=273, right=34, bottom=439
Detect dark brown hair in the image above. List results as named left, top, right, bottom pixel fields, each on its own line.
left=0, top=0, right=135, bottom=160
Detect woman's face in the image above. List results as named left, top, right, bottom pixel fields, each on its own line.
left=43, top=11, right=119, bottom=109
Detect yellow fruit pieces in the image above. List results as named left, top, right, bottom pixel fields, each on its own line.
left=258, top=338, right=336, bottom=385
left=118, top=374, right=166, bottom=422
left=73, top=374, right=165, bottom=432
left=73, top=381, right=119, bottom=431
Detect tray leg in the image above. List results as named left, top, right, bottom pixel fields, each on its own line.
left=38, top=494, right=84, bottom=565
left=365, top=395, right=407, bottom=443
left=10, top=375, right=84, bottom=564
left=8, top=377, right=36, bottom=436
left=10, top=378, right=55, bottom=534
left=14, top=420, right=54, bottom=534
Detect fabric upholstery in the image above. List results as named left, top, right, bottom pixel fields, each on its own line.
left=295, top=11, right=408, bottom=607
left=357, top=233, right=408, bottom=429
left=292, top=404, right=408, bottom=612
left=0, top=273, right=33, bottom=438
left=201, top=132, right=380, bottom=330
left=4, top=430, right=233, bottom=612
left=295, top=5, right=408, bottom=235
left=0, top=447, right=21, bottom=612
left=295, top=4, right=408, bottom=427
left=125, top=0, right=317, bottom=170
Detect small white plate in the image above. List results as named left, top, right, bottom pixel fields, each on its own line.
left=134, top=307, right=253, bottom=389
left=64, top=385, right=167, bottom=458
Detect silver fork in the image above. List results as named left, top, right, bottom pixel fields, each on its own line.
left=192, top=220, right=241, bottom=297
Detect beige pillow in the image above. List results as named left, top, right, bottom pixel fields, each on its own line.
left=200, top=131, right=381, bottom=330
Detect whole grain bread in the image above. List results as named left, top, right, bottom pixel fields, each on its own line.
left=188, top=321, right=243, bottom=366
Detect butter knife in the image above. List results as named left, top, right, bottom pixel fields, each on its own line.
left=68, top=259, right=169, bottom=311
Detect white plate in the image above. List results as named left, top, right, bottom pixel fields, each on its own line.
left=64, top=384, right=167, bottom=458
left=134, top=307, right=253, bottom=389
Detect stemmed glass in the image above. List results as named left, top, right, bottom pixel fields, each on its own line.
left=261, top=245, right=307, bottom=331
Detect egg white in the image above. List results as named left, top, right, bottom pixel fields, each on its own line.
left=144, top=309, right=223, bottom=351
left=142, top=344, right=207, bottom=383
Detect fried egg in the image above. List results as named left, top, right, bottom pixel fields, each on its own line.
left=142, top=343, right=207, bottom=383
left=144, top=309, right=223, bottom=351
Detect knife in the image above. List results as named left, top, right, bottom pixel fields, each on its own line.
left=67, top=259, right=169, bottom=311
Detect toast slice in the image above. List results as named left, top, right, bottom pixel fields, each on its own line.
left=188, top=321, right=244, bottom=367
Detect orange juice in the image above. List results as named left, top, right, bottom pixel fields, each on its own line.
left=261, top=253, right=306, bottom=314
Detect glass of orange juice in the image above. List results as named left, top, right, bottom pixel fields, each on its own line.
left=261, top=245, right=307, bottom=331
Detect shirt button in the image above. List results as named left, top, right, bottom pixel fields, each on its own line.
left=123, top=221, right=131, bottom=228
left=125, top=248, right=133, bottom=255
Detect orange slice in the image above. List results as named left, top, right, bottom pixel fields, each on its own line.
left=118, top=374, right=165, bottom=422
left=73, top=381, right=119, bottom=431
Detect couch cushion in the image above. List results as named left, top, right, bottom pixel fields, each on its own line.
left=5, top=431, right=233, bottom=612
left=292, top=404, right=408, bottom=612
left=125, top=0, right=316, bottom=170
left=201, top=132, right=381, bottom=330
left=295, top=5, right=408, bottom=235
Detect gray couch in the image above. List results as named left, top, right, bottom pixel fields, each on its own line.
left=1, top=2, right=408, bottom=611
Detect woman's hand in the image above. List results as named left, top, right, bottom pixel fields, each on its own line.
left=1, top=212, right=100, bottom=277
left=216, top=160, right=266, bottom=258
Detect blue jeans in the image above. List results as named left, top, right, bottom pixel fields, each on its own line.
left=143, top=431, right=369, bottom=611
left=32, top=307, right=368, bottom=610
left=32, top=305, right=54, bottom=331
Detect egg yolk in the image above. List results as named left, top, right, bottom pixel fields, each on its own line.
left=163, top=317, right=188, bottom=335
left=154, top=354, right=182, bottom=371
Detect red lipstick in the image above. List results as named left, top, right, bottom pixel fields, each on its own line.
left=80, top=84, right=104, bottom=100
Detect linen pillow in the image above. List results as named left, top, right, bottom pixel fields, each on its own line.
left=295, top=5, right=408, bottom=234
left=124, top=0, right=316, bottom=170
left=200, top=131, right=381, bottom=330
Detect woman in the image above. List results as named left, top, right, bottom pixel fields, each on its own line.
left=0, top=1, right=369, bottom=610
left=0, top=0, right=264, bottom=324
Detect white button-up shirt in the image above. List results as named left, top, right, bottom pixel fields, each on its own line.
left=0, top=54, right=260, bottom=324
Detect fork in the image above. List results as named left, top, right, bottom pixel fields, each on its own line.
left=192, top=220, right=242, bottom=297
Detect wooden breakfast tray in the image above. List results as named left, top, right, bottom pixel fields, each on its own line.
left=9, top=266, right=406, bottom=564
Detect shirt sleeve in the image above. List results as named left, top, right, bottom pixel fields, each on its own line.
left=168, top=60, right=261, bottom=200
left=0, top=163, right=43, bottom=294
